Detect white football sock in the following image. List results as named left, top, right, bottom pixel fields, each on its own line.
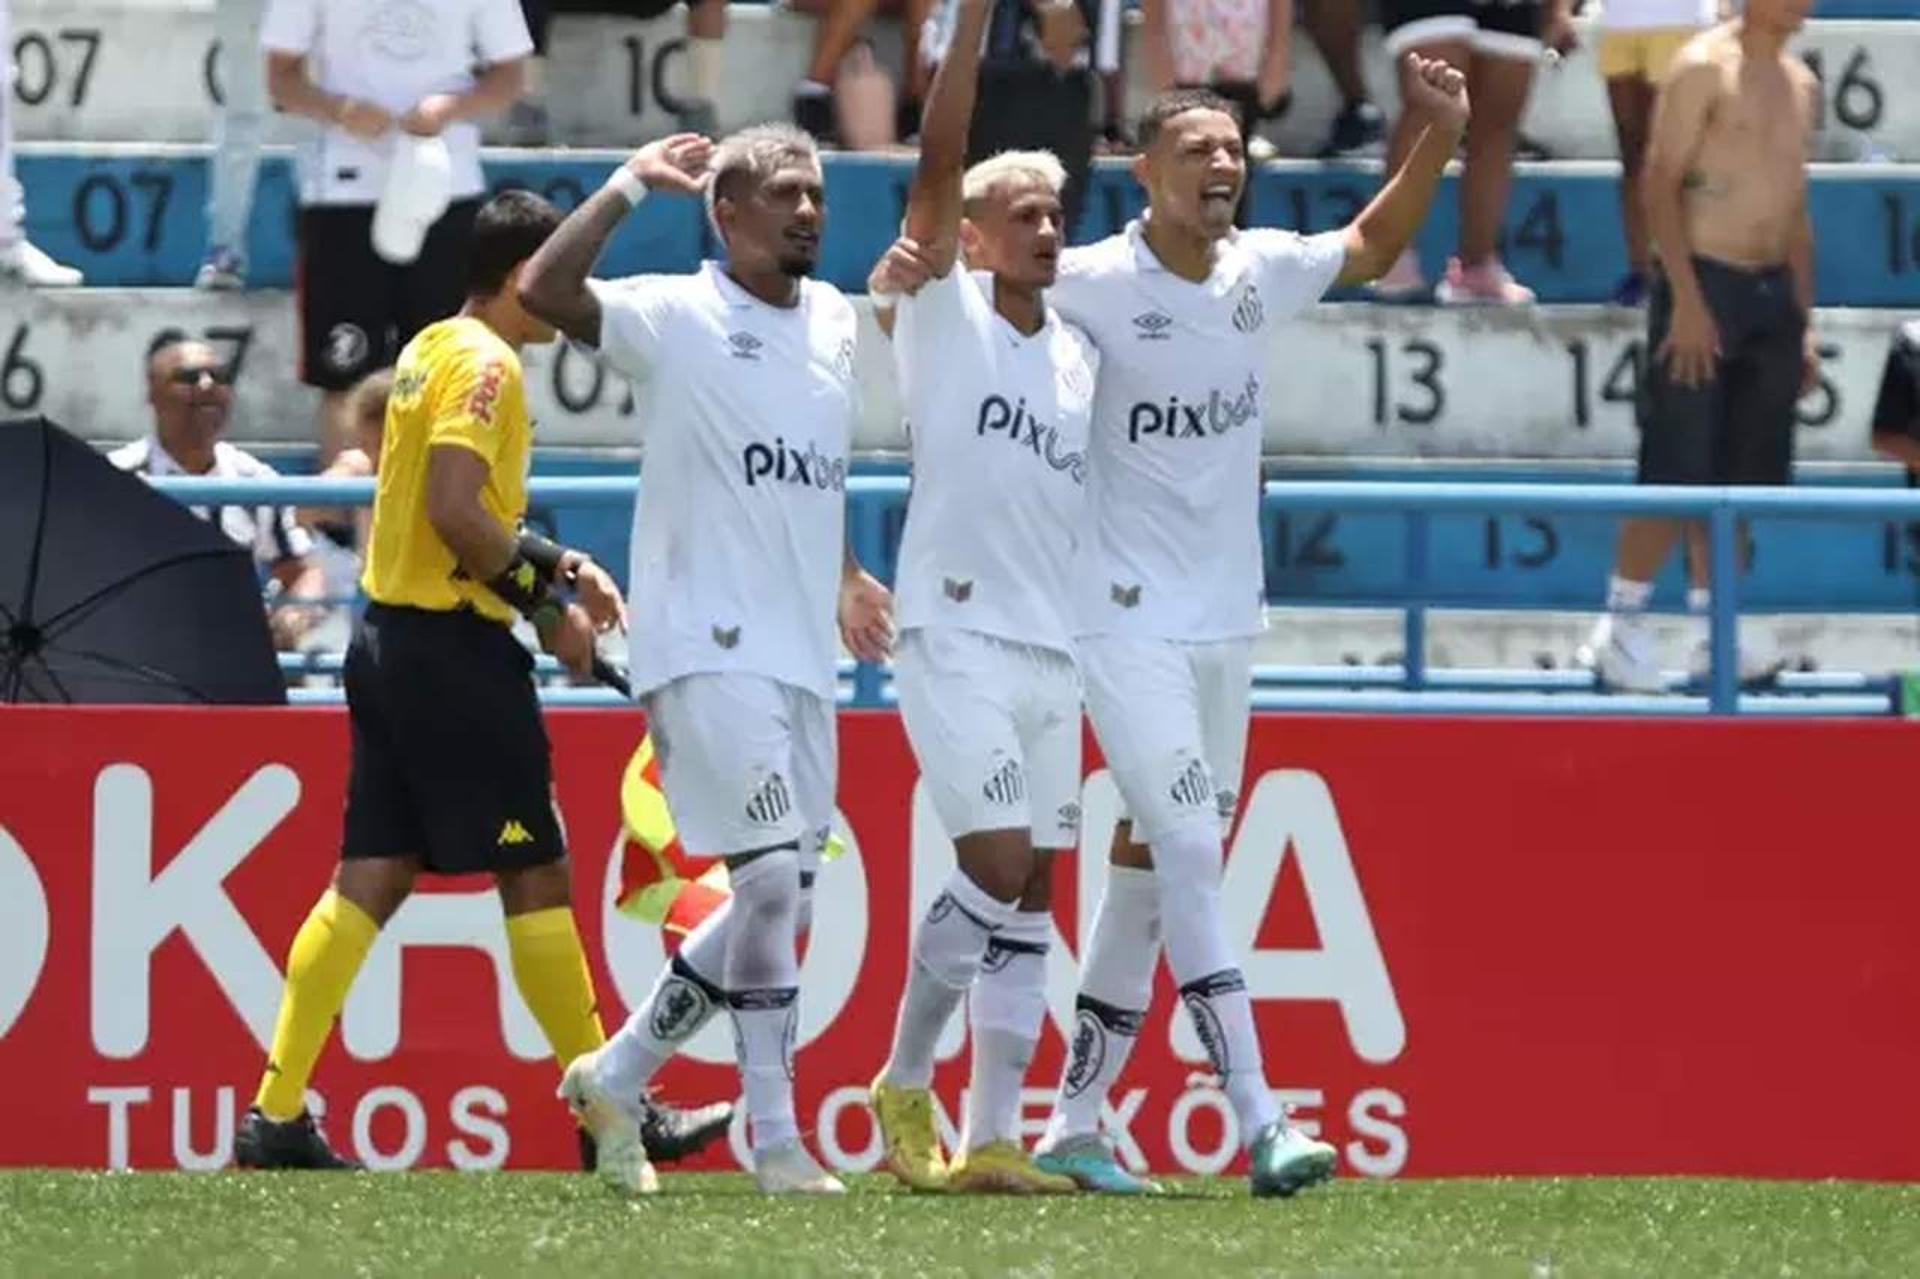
left=1042, top=864, right=1159, bottom=1149
left=965, top=910, right=1049, bottom=1150
left=1151, top=823, right=1278, bottom=1144
left=597, top=899, right=731, bottom=1100
left=882, top=870, right=1016, bottom=1089
left=723, top=849, right=801, bottom=1152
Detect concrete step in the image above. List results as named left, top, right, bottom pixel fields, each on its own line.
left=8, top=0, right=1917, bottom=161
left=17, top=147, right=1920, bottom=304
left=8, top=288, right=1903, bottom=461
left=13, top=288, right=1920, bottom=620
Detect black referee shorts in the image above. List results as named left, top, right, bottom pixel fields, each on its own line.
left=342, top=602, right=565, bottom=875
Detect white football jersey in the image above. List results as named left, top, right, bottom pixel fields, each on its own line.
left=262, top=0, right=533, bottom=206
left=1049, top=220, right=1346, bottom=641
left=893, top=268, right=1098, bottom=654
left=591, top=264, right=859, bottom=700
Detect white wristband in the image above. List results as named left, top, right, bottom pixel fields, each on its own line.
left=869, top=289, right=900, bottom=313
left=605, top=167, right=649, bottom=209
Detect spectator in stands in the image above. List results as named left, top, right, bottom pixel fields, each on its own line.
left=198, top=0, right=271, bottom=290
left=919, top=0, right=1118, bottom=235
left=262, top=0, right=532, bottom=460
left=0, top=0, right=82, bottom=286
left=304, top=366, right=391, bottom=556
left=790, top=0, right=937, bottom=145
left=111, top=332, right=328, bottom=651
left=1140, top=0, right=1293, bottom=171
left=1871, top=321, right=1920, bottom=475
left=1595, top=0, right=1717, bottom=306
left=519, top=0, right=727, bottom=141
left=1579, top=0, right=1816, bottom=692
left=1372, top=0, right=1576, bottom=303
left=1304, top=0, right=1385, bottom=158
left=301, top=368, right=391, bottom=649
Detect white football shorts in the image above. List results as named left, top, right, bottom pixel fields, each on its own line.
left=642, top=673, right=836, bottom=857
left=1077, top=634, right=1253, bottom=844
left=894, top=626, right=1083, bottom=849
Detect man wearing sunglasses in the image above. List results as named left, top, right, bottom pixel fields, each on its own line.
left=110, top=331, right=329, bottom=650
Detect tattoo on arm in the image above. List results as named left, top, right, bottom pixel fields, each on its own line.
left=516, top=187, right=635, bottom=348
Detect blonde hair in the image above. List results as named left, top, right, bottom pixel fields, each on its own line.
left=961, top=150, right=1067, bottom=215
left=704, top=122, right=822, bottom=243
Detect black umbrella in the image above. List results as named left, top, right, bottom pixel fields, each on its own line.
left=1, top=417, right=286, bottom=704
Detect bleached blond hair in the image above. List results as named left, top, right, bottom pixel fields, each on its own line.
left=704, top=122, right=823, bottom=243
left=961, top=150, right=1067, bottom=216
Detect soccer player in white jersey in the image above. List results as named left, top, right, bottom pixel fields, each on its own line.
left=517, top=126, right=895, bottom=1196
left=862, top=0, right=1095, bottom=1197
left=880, top=64, right=1469, bottom=1196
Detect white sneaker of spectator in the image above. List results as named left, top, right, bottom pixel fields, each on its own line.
left=1435, top=255, right=1536, bottom=306
left=1579, top=612, right=1666, bottom=694
left=0, top=238, right=83, bottom=287
left=1686, top=629, right=1786, bottom=689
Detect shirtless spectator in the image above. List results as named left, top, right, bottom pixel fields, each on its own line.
left=1595, top=0, right=1717, bottom=306
left=1579, top=0, right=1817, bottom=693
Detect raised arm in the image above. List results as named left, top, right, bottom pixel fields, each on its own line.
left=902, top=0, right=994, bottom=277
left=517, top=134, right=714, bottom=348
left=1336, top=55, right=1468, bottom=286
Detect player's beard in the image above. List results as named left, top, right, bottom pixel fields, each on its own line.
left=778, top=248, right=818, bottom=279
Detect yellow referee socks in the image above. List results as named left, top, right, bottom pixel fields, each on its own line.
left=505, top=906, right=607, bottom=1069
left=253, top=889, right=379, bottom=1122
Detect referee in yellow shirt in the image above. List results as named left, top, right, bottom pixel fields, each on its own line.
left=235, top=190, right=654, bottom=1190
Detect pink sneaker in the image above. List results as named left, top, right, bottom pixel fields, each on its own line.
left=1368, top=248, right=1427, bottom=301
left=1434, top=256, right=1536, bottom=306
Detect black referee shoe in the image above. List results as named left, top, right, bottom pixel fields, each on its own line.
left=234, top=1106, right=362, bottom=1170
left=578, top=1094, right=734, bottom=1170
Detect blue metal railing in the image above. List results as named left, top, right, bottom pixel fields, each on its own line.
left=156, top=475, right=1920, bottom=716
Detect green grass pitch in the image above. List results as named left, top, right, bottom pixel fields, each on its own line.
left=2, top=1172, right=1916, bottom=1277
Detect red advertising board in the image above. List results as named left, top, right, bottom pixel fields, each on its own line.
left=1, top=707, right=1916, bottom=1179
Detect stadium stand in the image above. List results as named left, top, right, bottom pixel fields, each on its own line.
left=9, top=0, right=1920, bottom=683
left=5, top=5, right=1917, bottom=160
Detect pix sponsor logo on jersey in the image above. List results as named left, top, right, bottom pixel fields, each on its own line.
left=1127, top=375, right=1262, bottom=444
left=740, top=436, right=849, bottom=492
left=975, top=395, right=1086, bottom=484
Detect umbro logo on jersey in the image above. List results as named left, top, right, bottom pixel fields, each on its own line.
left=745, top=772, right=792, bottom=826
left=1132, top=311, right=1175, bottom=340
left=497, top=819, right=535, bottom=846
left=982, top=754, right=1026, bottom=807
left=1169, top=757, right=1212, bottom=810
left=976, top=395, right=1087, bottom=484
left=1111, top=582, right=1142, bottom=608
left=1058, top=801, right=1082, bottom=833
left=742, top=436, right=849, bottom=491
left=944, top=577, right=974, bottom=603
left=711, top=624, right=741, bottom=649
left=1127, top=375, right=1262, bottom=443
left=1232, top=284, right=1265, bottom=334
left=727, top=331, right=763, bottom=360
